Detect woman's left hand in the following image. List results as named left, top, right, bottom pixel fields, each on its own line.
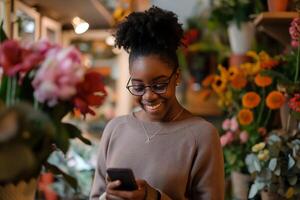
left=106, top=179, right=147, bottom=200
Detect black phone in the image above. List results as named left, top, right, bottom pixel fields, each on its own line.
left=106, top=168, right=138, bottom=191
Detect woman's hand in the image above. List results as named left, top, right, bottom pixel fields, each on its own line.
left=106, top=179, right=147, bottom=200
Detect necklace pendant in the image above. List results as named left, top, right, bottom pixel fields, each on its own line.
left=145, top=138, right=151, bottom=143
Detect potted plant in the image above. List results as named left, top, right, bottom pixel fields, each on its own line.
left=246, top=131, right=300, bottom=199
left=202, top=50, right=286, bottom=199
left=209, top=0, right=265, bottom=54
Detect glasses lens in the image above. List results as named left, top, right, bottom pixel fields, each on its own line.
left=151, top=83, right=168, bottom=94
left=128, top=85, right=145, bottom=95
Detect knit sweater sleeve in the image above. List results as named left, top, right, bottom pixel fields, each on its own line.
left=190, top=121, right=225, bottom=200
left=89, top=118, right=120, bottom=200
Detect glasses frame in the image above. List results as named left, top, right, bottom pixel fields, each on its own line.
left=126, top=68, right=177, bottom=96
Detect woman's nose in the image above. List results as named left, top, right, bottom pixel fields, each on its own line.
left=142, top=87, right=159, bottom=101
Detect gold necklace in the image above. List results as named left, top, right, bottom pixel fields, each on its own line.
left=140, top=108, right=184, bottom=143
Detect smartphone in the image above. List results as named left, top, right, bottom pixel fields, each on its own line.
left=106, top=168, right=138, bottom=191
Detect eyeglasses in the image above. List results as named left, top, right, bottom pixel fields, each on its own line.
left=126, top=68, right=177, bottom=96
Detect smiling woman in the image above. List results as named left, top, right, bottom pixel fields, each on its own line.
left=90, top=6, right=224, bottom=200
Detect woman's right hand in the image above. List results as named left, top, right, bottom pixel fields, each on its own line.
left=106, top=180, right=124, bottom=200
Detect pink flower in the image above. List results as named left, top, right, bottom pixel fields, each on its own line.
left=230, top=117, right=239, bottom=132
left=289, top=17, right=300, bottom=48
left=32, top=46, right=85, bottom=106
left=220, top=131, right=235, bottom=147
left=239, top=131, right=249, bottom=144
left=222, top=118, right=231, bottom=130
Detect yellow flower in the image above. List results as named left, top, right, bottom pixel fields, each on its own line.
left=240, top=62, right=260, bottom=76
left=217, top=90, right=233, bottom=107
left=212, top=75, right=227, bottom=94
left=218, top=64, right=229, bottom=81
left=252, top=142, right=266, bottom=152
left=285, top=187, right=295, bottom=199
left=258, top=149, right=269, bottom=161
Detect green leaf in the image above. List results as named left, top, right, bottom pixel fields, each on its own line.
left=0, top=21, right=8, bottom=42
left=44, top=161, right=78, bottom=190
left=291, top=111, right=300, bottom=120
left=288, top=154, right=295, bottom=169
left=63, top=123, right=91, bottom=145
left=274, top=168, right=281, bottom=176
left=261, top=70, right=293, bottom=84
left=268, top=158, right=277, bottom=171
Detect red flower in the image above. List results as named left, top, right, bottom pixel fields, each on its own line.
left=0, top=40, right=43, bottom=77
left=182, top=29, right=200, bottom=46
left=288, top=93, right=300, bottom=112
left=73, top=71, right=107, bottom=116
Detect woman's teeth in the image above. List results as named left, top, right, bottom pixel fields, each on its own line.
left=145, top=103, right=161, bottom=111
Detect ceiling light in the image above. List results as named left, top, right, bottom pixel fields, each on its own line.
left=72, top=17, right=89, bottom=34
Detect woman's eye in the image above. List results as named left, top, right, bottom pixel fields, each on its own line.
left=152, top=83, right=167, bottom=90
left=132, top=85, right=145, bottom=92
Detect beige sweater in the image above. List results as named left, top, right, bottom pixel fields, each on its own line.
left=90, top=113, right=224, bottom=200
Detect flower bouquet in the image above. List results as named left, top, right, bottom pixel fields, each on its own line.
left=0, top=24, right=106, bottom=195
left=246, top=131, right=300, bottom=199
left=202, top=50, right=285, bottom=198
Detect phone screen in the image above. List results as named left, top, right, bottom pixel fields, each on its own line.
left=106, top=168, right=138, bottom=191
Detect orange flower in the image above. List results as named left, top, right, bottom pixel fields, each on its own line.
left=231, top=74, right=247, bottom=89
left=260, top=59, right=279, bottom=69
left=254, top=74, right=273, bottom=87
left=266, top=91, right=285, bottom=109
left=212, top=75, right=227, bottom=94
left=228, top=66, right=240, bottom=80
left=202, top=75, right=215, bottom=87
left=242, top=92, right=261, bottom=108
left=238, top=109, right=254, bottom=125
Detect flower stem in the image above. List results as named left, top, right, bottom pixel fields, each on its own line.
left=6, top=77, right=11, bottom=106
left=11, top=76, right=17, bottom=105
left=256, top=88, right=265, bottom=126
left=263, top=109, right=272, bottom=127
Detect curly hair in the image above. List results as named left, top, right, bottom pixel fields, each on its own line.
left=114, top=6, right=184, bottom=69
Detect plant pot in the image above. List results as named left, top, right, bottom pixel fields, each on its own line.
left=0, top=178, right=37, bottom=200
left=231, top=171, right=251, bottom=200
left=229, top=54, right=251, bottom=67
left=261, top=190, right=282, bottom=200
left=267, top=0, right=289, bottom=12
left=280, top=99, right=299, bottom=132
left=227, top=22, right=254, bottom=55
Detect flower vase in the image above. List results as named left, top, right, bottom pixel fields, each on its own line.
left=231, top=171, right=251, bottom=200
left=280, top=100, right=298, bottom=133
left=229, top=54, right=251, bottom=67
left=267, top=0, right=288, bottom=12
left=227, top=22, right=254, bottom=55
left=0, top=178, right=37, bottom=200
left=260, top=190, right=282, bottom=200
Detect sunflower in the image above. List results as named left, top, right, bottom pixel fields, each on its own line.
left=240, top=62, right=260, bottom=76
left=266, top=91, right=285, bottom=109
left=254, top=74, right=273, bottom=87
left=258, top=51, right=279, bottom=69
left=218, top=64, right=229, bottom=81
left=238, top=109, right=254, bottom=125
left=228, top=66, right=240, bottom=80
left=212, top=75, right=227, bottom=94
left=217, top=90, right=233, bottom=107
left=242, top=92, right=261, bottom=108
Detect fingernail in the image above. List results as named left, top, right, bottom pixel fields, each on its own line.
left=116, top=180, right=121, bottom=185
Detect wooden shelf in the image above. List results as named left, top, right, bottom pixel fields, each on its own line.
left=253, top=12, right=298, bottom=45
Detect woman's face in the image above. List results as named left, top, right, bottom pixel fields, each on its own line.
left=128, top=55, right=179, bottom=121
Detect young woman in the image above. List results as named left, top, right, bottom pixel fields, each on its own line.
left=90, top=6, right=224, bottom=200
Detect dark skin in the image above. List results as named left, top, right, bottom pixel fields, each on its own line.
left=106, top=54, right=193, bottom=199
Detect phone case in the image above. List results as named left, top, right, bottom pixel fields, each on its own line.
left=106, top=168, right=138, bottom=191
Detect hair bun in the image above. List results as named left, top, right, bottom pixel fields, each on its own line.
left=115, top=6, right=183, bottom=53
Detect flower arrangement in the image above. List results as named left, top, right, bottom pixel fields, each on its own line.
left=202, top=50, right=285, bottom=175
left=246, top=131, right=300, bottom=199
left=0, top=28, right=106, bottom=186
left=209, top=0, right=265, bottom=28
